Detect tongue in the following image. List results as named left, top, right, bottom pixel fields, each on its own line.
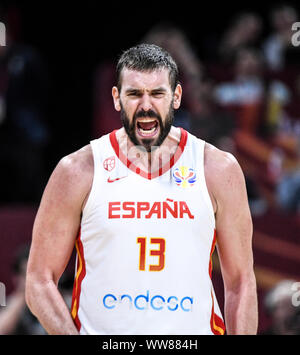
left=138, top=121, right=157, bottom=130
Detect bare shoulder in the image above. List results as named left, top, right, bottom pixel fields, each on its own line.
left=45, top=144, right=94, bottom=209
left=58, top=144, right=93, bottom=179
left=204, top=142, right=242, bottom=178
left=204, top=143, right=246, bottom=204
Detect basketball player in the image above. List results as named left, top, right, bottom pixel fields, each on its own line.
left=25, top=44, right=258, bottom=335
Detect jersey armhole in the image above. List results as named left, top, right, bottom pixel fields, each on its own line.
left=199, top=140, right=216, bottom=228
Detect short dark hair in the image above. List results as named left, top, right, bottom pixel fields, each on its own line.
left=116, top=43, right=179, bottom=92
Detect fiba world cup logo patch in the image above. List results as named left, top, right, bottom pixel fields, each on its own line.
left=173, top=166, right=196, bottom=188
left=103, top=156, right=115, bottom=172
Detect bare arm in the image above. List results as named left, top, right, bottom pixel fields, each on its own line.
left=25, top=145, right=93, bottom=335
left=205, top=144, right=258, bottom=335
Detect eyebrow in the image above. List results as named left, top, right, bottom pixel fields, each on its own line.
left=124, top=87, right=168, bottom=95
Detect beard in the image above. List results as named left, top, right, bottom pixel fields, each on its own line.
left=120, top=100, right=174, bottom=153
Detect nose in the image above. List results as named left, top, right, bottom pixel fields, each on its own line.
left=139, top=93, right=153, bottom=112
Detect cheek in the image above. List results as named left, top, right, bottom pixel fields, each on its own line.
left=155, top=98, right=172, bottom=116
left=122, top=96, right=138, bottom=110
left=162, top=99, right=174, bottom=117
left=120, top=99, right=135, bottom=117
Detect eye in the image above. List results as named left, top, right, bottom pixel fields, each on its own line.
left=127, top=91, right=142, bottom=98
left=152, top=91, right=165, bottom=98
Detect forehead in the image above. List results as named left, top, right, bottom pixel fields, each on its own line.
left=120, top=68, right=171, bottom=91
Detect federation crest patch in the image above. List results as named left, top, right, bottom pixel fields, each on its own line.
left=173, top=166, right=196, bottom=188
left=103, top=156, right=115, bottom=172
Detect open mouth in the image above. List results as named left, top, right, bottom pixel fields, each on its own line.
left=136, top=119, right=159, bottom=138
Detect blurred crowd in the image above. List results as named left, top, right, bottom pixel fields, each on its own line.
left=0, top=5, right=50, bottom=204
left=0, top=3, right=299, bottom=335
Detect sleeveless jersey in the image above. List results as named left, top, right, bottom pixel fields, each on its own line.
left=71, top=128, right=225, bottom=335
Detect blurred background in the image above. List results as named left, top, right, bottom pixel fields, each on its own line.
left=0, top=0, right=299, bottom=335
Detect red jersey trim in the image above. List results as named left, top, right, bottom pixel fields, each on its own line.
left=209, top=229, right=226, bottom=335
left=71, top=227, right=86, bottom=331
left=210, top=291, right=226, bottom=335
left=109, top=127, right=188, bottom=180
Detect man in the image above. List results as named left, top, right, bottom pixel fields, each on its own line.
left=26, top=44, right=258, bottom=335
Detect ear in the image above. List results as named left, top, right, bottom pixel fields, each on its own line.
left=173, top=84, right=182, bottom=110
left=112, top=86, right=121, bottom=111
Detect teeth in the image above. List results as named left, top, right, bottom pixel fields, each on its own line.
left=138, top=126, right=157, bottom=134
left=137, top=119, right=157, bottom=123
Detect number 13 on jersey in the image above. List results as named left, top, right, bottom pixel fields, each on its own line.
left=137, top=237, right=166, bottom=272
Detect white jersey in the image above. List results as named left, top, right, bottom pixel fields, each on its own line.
left=71, top=128, right=225, bottom=335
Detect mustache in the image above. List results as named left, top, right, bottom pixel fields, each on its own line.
left=134, top=109, right=161, bottom=120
